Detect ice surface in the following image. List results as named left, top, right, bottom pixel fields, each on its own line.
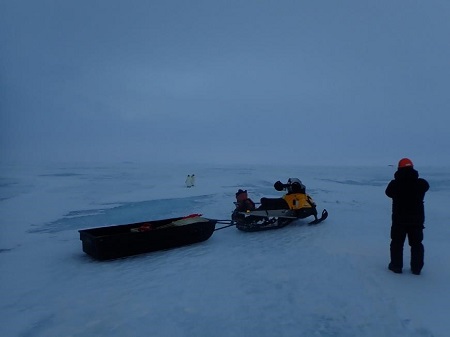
left=1, top=162, right=449, bottom=337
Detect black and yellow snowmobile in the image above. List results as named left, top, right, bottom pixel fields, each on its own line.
left=231, top=178, right=328, bottom=232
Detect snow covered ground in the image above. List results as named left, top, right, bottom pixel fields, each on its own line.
left=1, top=162, right=449, bottom=337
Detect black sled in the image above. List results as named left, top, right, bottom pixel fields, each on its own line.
left=79, top=214, right=216, bottom=260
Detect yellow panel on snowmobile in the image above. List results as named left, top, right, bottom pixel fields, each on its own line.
left=283, top=193, right=316, bottom=210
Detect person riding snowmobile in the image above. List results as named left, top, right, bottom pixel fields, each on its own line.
left=234, top=189, right=256, bottom=212
left=232, top=189, right=256, bottom=223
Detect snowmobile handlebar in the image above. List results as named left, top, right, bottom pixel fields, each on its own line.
left=274, top=181, right=289, bottom=191
left=274, top=180, right=306, bottom=193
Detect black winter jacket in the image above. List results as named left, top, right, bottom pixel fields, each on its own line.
left=385, top=168, right=429, bottom=226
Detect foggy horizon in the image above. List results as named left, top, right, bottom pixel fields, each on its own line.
left=2, top=0, right=449, bottom=167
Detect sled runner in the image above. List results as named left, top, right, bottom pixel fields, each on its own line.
left=79, top=214, right=216, bottom=260
left=231, top=179, right=328, bottom=232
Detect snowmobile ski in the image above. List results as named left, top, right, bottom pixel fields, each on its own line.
left=308, top=209, right=328, bottom=225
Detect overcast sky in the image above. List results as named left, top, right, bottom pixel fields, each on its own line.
left=1, top=0, right=449, bottom=166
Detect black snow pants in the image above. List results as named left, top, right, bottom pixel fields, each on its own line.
left=390, top=224, right=424, bottom=273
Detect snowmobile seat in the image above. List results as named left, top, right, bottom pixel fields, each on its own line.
left=259, top=197, right=289, bottom=210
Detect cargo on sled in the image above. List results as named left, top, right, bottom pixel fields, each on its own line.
left=79, top=214, right=216, bottom=260
left=231, top=178, right=328, bottom=232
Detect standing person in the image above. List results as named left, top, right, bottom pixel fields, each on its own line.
left=190, top=174, right=195, bottom=187
left=385, top=158, right=429, bottom=275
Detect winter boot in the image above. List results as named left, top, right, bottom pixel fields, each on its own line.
left=388, top=263, right=402, bottom=274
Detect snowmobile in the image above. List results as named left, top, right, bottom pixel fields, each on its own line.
left=231, top=178, right=328, bottom=232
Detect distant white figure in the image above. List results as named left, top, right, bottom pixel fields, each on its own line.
left=190, top=174, right=195, bottom=187
left=185, top=175, right=193, bottom=188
